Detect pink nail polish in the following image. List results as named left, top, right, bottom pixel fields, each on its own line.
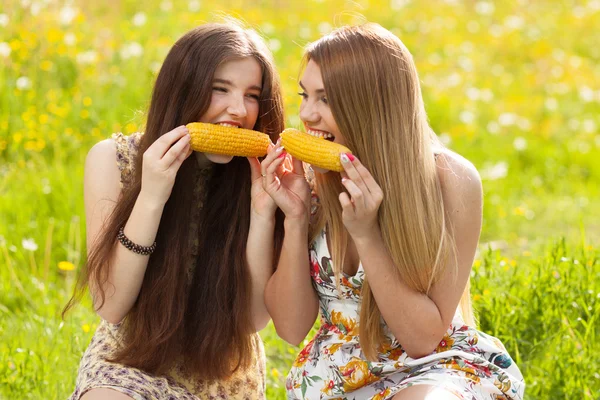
left=278, top=152, right=286, bottom=158
left=346, top=153, right=355, bottom=162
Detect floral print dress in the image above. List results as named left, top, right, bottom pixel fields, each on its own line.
left=69, top=132, right=267, bottom=400
left=286, top=228, right=525, bottom=400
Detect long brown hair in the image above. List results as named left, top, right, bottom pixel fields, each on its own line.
left=64, top=22, right=285, bottom=380
left=306, top=24, right=474, bottom=360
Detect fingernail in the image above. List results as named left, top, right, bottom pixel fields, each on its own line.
left=278, top=151, right=286, bottom=158
left=276, top=138, right=281, bottom=146
left=276, top=146, right=284, bottom=153
left=346, top=153, right=355, bottom=162
left=340, top=153, right=350, bottom=163
left=341, top=177, right=348, bottom=183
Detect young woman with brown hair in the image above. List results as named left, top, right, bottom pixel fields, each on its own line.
left=64, top=22, right=285, bottom=399
left=261, top=23, right=525, bottom=399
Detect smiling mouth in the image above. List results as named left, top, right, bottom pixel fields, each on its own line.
left=307, top=129, right=334, bottom=141
left=215, top=122, right=240, bottom=128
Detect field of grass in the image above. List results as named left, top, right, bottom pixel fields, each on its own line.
left=1, top=1, right=599, bottom=399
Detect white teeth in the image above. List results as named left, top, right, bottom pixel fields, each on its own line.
left=308, top=129, right=333, bottom=139
left=218, top=123, right=239, bottom=128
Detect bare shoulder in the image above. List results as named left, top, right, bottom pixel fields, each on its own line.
left=435, top=149, right=482, bottom=212
left=84, top=138, right=122, bottom=203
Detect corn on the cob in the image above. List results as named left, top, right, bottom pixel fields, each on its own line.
left=186, top=122, right=270, bottom=157
left=280, top=128, right=352, bottom=172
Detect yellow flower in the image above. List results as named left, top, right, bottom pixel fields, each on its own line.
left=58, top=261, right=76, bottom=271
left=372, top=388, right=392, bottom=400
left=82, top=324, right=91, bottom=333
left=436, top=334, right=455, bottom=352
left=271, top=368, right=280, bottom=378
left=330, top=310, right=357, bottom=336
left=339, top=358, right=379, bottom=392
left=327, top=343, right=342, bottom=354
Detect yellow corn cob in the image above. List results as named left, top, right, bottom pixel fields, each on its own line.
left=186, top=122, right=270, bottom=157
left=280, top=128, right=352, bottom=172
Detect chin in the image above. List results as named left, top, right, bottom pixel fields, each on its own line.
left=312, top=166, right=331, bottom=174
left=205, top=153, right=234, bottom=164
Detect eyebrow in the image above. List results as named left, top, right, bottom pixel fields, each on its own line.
left=299, top=81, right=325, bottom=94
left=213, top=78, right=262, bottom=92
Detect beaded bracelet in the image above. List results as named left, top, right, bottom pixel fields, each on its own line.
left=117, top=227, right=157, bottom=256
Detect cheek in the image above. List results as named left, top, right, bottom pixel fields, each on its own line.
left=246, top=100, right=260, bottom=122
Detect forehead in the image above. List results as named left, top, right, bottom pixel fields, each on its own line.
left=214, top=57, right=262, bottom=86
left=301, top=59, right=324, bottom=88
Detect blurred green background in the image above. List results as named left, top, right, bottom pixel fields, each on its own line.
left=0, top=0, right=598, bottom=399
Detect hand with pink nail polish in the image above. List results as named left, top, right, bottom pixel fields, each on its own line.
left=339, top=153, right=384, bottom=240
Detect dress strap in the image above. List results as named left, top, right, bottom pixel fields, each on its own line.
left=111, top=132, right=142, bottom=189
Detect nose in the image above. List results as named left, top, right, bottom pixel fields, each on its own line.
left=227, top=94, right=248, bottom=118
left=299, top=99, right=318, bottom=124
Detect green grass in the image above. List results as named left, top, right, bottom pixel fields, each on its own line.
left=1, top=0, right=599, bottom=399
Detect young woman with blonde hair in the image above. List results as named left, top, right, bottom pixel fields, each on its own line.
left=261, top=23, right=524, bottom=399
left=64, top=22, right=285, bottom=399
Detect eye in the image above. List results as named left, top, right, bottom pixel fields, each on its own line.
left=213, top=86, right=227, bottom=93
left=320, top=96, right=328, bottom=105
left=298, top=91, right=308, bottom=99
left=246, top=93, right=260, bottom=100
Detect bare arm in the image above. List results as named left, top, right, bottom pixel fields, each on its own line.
left=86, top=127, right=191, bottom=324
left=340, top=151, right=482, bottom=358
left=261, top=146, right=319, bottom=345
left=264, top=216, right=319, bottom=345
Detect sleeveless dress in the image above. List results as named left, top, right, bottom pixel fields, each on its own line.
left=285, top=169, right=525, bottom=400
left=68, top=132, right=266, bottom=400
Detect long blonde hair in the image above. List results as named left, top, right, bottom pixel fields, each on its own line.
left=306, top=23, right=474, bottom=360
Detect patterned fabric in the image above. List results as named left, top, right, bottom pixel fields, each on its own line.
left=69, top=132, right=267, bottom=400
left=287, top=170, right=525, bottom=399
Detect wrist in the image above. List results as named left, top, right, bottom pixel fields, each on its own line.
left=284, top=215, right=309, bottom=232
left=137, top=191, right=166, bottom=212
left=352, top=225, right=383, bottom=248
left=250, top=209, right=276, bottom=226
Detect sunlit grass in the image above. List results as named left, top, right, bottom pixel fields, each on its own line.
left=1, top=1, right=599, bottom=399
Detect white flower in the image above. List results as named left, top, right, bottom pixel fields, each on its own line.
left=545, top=98, right=558, bottom=111
left=22, top=238, right=38, bottom=252
left=0, top=13, right=9, bottom=27
left=76, top=50, right=98, bottom=65
left=59, top=5, right=77, bottom=25
left=318, top=22, right=332, bottom=35
left=487, top=121, right=500, bottom=135
left=504, top=16, right=524, bottom=30
left=439, top=133, right=452, bottom=145
left=582, top=119, right=596, bottom=133
left=261, top=23, right=275, bottom=35
left=298, top=25, right=311, bottom=39
left=498, top=113, right=517, bottom=126
left=16, top=76, right=32, bottom=90
left=188, top=0, right=201, bottom=12
left=466, top=87, right=480, bottom=101
left=120, top=42, right=143, bottom=59
left=459, top=111, right=475, bottom=125
left=390, top=0, right=410, bottom=10
left=481, top=162, right=508, bottom=180
left=475, top=1, right=495, bottom=15
left=579, top=86, right=595, bottom=103
left=513, top=137, right=527, bottom=151
left=268, top=39, right=281, bottom=52
left=132, top=12, right=146, bottom=27
left=0, top=42, right=11, bottom=58
left=64, top=33, right=77, bottom=46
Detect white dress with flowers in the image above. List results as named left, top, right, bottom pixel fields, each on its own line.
left=285, top=228, right=525, bottom=400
